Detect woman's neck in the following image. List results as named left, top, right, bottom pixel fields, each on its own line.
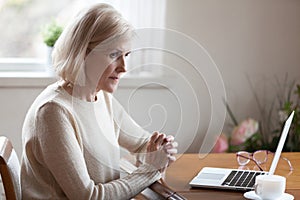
left=61, top=81, right=98, bottom=102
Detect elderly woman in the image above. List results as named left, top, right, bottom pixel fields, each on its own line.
left=21, top=3, right=177, bottom=200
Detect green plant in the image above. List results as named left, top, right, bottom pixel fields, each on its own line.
left=6, top=0, right=29, bottom=8
left=246, top=75, right=300, bottom=152
left=42, top=21, right=63, bottom=47
left=274, top=82, right=300, bottom=152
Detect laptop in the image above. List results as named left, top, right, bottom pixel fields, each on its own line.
left=189, top=111, right=294, bottom=191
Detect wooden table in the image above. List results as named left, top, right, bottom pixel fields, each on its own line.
left=163, top=153, right=300, bottom=199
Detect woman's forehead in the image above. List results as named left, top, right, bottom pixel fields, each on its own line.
left=92, top=37, right=132, bottom=53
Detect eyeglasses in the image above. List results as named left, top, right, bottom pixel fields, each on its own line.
left=236, top=150, right=293, bottom=171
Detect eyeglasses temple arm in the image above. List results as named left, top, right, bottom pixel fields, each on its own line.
left=236, top=154, right=264, bottom=171
left=267, top=151, right=293, bottom=171
left=281, top=157, right=294, bottom=171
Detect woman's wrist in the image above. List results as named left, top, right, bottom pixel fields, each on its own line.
left=135, top=163, right=162, bottom=177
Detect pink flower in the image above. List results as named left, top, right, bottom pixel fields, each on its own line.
left=231, top=118, right=259, bottom=145
left=212, top=133, right=229, bottom=153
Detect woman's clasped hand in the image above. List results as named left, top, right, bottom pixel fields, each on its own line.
left=146, top=132, right=178, bottom=172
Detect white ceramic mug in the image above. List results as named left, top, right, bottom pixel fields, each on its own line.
left=254, top=175, right=286, bottom=200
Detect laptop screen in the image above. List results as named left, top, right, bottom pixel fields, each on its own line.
left=268, top=111, right=294, bottom=174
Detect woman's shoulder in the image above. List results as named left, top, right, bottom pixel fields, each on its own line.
left=38, top=100, right=69, bottom=114
left=28, top=82, right=74, bottom=116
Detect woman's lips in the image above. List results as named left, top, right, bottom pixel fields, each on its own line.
left=109, top=76, right=119, bottom=82
left=109, top=76, right=119, bottom=79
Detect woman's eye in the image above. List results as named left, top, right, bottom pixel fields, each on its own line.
left=125, top=52, right=131, bottom=57
left=109, top=52, right=120, bottom=59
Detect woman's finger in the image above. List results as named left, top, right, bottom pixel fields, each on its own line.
left=165, top=135, right=174, bottom=142
left=150, top=132, right=159, bottom=143
left=155, top=133, right=166, bottom=147
left=165, top=148, right=178, bottom=154
left=168, top=155, right=176, bottom=162
left=166, top=155, right=176, bottom=166
left=163, top=141, right=178, bottom=149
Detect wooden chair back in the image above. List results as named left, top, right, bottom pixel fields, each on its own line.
left=0, top=136, right=21, bottom=200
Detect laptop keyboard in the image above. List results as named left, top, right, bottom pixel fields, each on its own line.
left=221, top=170, right=267, bottom=189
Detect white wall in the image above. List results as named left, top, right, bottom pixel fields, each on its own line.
left=163, top=0, right=300, bottom=151
left=0, top=0, right=300, bottom=158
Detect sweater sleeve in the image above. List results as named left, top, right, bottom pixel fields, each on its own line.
left=32, top=101, right=160, bottom=200
left=111, top=97, right=151, bottom=154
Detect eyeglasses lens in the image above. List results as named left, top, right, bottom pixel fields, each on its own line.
left=253, top=151, right=268, bottom=164
left=237, top=151, right=250, bottom=165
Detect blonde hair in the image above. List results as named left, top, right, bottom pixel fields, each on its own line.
left=52, top=3, right=134, bottom=85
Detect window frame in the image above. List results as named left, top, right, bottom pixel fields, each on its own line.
left=0, top=0, right=166, bottom=77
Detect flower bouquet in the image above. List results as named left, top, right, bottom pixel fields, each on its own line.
left=212, top=106, right=261, bottom=153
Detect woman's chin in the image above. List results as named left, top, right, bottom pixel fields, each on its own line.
left=103, top=85, right=118, bottom=93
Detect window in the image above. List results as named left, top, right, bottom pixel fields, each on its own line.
left=0, top=0, right=73, bottom=70
left=0, top=0, right=166, bottom=74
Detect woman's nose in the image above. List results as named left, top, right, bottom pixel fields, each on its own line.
left=116, top=55, right=126, bottom=73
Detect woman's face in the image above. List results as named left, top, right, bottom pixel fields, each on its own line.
left=85, top=39, right=131, bottom=93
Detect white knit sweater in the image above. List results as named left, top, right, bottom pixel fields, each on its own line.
left=21, top=82, right=161, bottom=200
